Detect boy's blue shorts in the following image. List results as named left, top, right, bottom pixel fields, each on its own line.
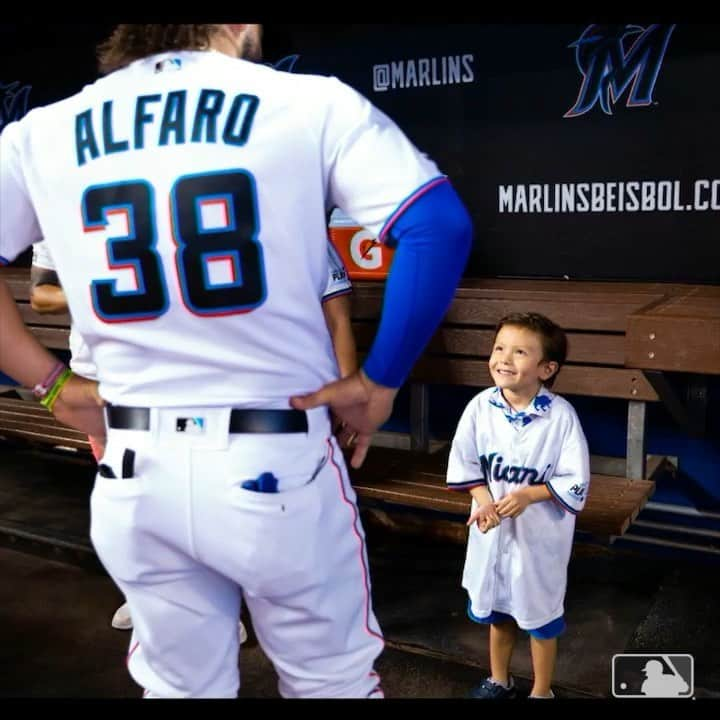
left=467, top=601, right=566, bottom=639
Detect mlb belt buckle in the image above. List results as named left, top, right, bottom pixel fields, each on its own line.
left=176, top=417, right=206, bottom=434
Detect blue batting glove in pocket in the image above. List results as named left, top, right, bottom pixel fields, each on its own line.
left=242, top=472, right=279, bottom=493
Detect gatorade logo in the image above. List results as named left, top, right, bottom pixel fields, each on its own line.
left=349, top=230, right=383, bottom=270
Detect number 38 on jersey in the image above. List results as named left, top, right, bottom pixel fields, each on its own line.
left=82, top=168, right=266, bottom=322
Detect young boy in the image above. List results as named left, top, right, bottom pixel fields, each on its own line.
left=446, top=312, right=590, bottom=699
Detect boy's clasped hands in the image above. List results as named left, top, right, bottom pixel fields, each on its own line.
left=467, top=489, right=532, bottom=533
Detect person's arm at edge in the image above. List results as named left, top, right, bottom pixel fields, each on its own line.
left=0, top=278, right=105, bottom=436
left=323, top=291, right=359, bottom=448
left=322, top=292, right=358, bottom=378
left=0, top=278, right=64, bottom=387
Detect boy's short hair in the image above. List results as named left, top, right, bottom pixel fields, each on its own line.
left=494, top=312, right=567, bottom=387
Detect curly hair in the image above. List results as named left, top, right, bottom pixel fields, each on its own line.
left=97, top=25, right=222, bottom=74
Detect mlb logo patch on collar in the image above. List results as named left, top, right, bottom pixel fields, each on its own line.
left=155, top=58, right=182, bottom=73
left=176, top=417, right=205, bottom=434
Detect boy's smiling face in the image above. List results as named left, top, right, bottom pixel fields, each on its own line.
left=489, top=325, right=558, bottom=401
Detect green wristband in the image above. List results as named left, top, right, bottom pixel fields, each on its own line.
left=40, top=368, right=74, bottom=412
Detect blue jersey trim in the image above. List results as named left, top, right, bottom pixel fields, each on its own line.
left=377, top=175, right=448, bottom=244
left=447, top=480, right=487, bottom=491
left=545, top=480, right=577, bottom=515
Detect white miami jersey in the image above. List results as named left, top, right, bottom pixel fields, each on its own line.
left=447, top=386, right=590, bottom=629
left=31, top=241, right=97, bottom=381
left=1, top=49, right=441, bottom=407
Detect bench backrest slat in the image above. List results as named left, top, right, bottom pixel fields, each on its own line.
left=27, top=327, right=70, bottom=350
left=410, top=358, right=658, bottom=401
left=353, top=324, right=626, bottom=366
left=18, top=304, right=72, bottom=327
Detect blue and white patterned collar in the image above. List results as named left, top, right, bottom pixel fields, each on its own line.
left=489, top=386, right=554, bottom=427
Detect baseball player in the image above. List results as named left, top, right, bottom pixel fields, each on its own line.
left=30, top=241, right=104, bottom=458
left=446, top=313, right=590, bottom=699
left=0, top=24, right=472, bottom=698
left=30, top=241, right=135, bottom=630
left=30, top=237, right=354, bottom=639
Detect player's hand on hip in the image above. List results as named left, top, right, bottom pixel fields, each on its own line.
left=495, top=489, right=531, bottom=519
left=290, top=369, right=398, bottom=469
left=467, top=502, right=501, bottom=532
left=52, top=375, right=107, bottom=440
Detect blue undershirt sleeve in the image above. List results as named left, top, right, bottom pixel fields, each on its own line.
left=362, top=180, right=473, bottom=388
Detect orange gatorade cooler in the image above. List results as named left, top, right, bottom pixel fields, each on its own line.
left=328, top=209, right=395, bottom=280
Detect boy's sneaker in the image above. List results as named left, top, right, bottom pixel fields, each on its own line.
left=470, top=677, right=517, bottom=699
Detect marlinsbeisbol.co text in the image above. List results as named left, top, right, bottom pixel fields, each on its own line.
left=498, top=180, right=720, bottom=213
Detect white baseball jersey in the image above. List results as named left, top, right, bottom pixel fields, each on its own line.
left=31, top=241, right=97, bottom=381
left=447, top=386, right=590, bottom=629
left=0, top=49, right=440, bottom=408
left=29, top=239, right=348, bottom=382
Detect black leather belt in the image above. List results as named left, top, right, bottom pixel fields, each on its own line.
left=106, top=405, right=308, bottom=434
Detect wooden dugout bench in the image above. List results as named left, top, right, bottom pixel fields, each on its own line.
left=2, top=267, right=719, bottom=537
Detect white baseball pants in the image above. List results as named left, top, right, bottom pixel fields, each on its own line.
left=89, top=405, right=384, bottom=698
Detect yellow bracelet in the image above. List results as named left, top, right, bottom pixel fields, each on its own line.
left=39, top=368, right=74, bottom=412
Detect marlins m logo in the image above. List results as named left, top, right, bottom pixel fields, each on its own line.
left=565, top=24, right=675, bottom=118
left=0, top=80, right=32, bottom=131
